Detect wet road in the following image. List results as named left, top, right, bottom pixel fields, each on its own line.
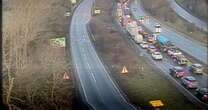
left=130, top=0, right=207, bottom=64
left=69, top=0, right=136, bottom=109
left=167, top=0, right=207, bottom=32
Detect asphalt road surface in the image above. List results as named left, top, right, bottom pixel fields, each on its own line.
left=69, top=0, right=136, bottom=109
left=113, top=13, right=208, bottom=109
left=167, top=0, right=208, bottom=32
left=130, top=0, right=207, bottom=64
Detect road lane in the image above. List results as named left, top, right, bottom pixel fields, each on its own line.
left=69, top=0, right=136, bottom=109
left=130, top=0, right=207, bottom=64
left=113, top=17, right=208, bottom=108
left=167, top=0, right=208, bottom=32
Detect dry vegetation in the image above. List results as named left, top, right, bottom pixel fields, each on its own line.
left=2, top=0, right=76, bottom=109
left=90, top=0, right=196, bottom=109
left=176, top=0, right=208, bottom=22
left=141, top=0, right=208, bottom=45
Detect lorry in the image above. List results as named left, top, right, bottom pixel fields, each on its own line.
left=121, top=15, right=131, bottom=26
left=125, top=20, right=138, bottom=37
left=156, top=35, right=170, bottom=45
left=134, top=33, right=143, bottom=44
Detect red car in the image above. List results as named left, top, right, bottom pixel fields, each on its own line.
left=181, top=76, right=198, bottom=89
left=195, top=88, right=208, bottom=103
left=169, top=66, right=189, bottom=78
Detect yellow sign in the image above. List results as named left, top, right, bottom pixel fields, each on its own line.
left=71, top=0, right=76, bottom=4
left=94, top=9, right=101, bottom=14
left=121, top=66, right=128, bottom=74
left=149, top=100, right=164, bottom=107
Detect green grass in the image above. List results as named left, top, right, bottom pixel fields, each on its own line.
left=176, top=0, right=185, bottom=3
left=121, top=59, right=196, bottom=110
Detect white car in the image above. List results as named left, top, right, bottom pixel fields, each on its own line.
left=167, top=49, right=182, bottom=56
left=190, top=63, right=204, bottom=74
left=152, top=52, right=163, bottom=60
left=139, top=41, right=148, bottom=48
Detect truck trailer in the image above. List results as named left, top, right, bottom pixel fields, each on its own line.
left=134, top=34, right=143, bottom=44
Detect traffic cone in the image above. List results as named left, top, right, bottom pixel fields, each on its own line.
left=121, top=66, right=128, bottom=74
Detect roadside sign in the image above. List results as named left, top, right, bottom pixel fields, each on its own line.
left=138, top=16, right=144, bottom=23
left=149, top=100, right=164, bottom=108
left=71, top=0, right=76, bottom=4
left=50, top=37, right=66, bottom=47
left=94, top=9, right=101, bottom=14
left=121, top=66, right=128, bottom=74
left=64, top=12, right=71, bottom=16
left=63, top=72, right=70, bottom=80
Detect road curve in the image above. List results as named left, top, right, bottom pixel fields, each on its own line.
left=69, top=0, right=136, bottom=109
left=113, top=7, right=208, bottom=108
left=130, top=0, right=207, bottom=64
left=167, top=0, right=207, bottom=32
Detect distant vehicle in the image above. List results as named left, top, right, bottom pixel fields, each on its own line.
left=173, top=55, right=189, bottom=65
left=169, top=66, right=189, bottom=78
left=181, top=76, right=198, bottom=89
left=167, top=49, right=182, bottom=56
left=190, top=63, right=204, bottom=75
left=139, top=41, right=148, bottom=48
left=134, top=34, right=143, bottom=44
left=162, top=44, right=178, bottom=52
left=147, top=45, right=157, bottom=54
left=139, top=31, right=148, bottom=37
left=195, top=88, right=208, bottom=103
left=155, top=24, right=162, bottom=33
left=147, top=36, right=155, bottom=43
left=151, top=51, right=163, bottom=60
left=125, top=20, right=138, bottom=36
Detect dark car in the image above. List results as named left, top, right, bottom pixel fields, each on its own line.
left=147, top=45, right=157, bottom=54
left=181, top=76, right=198, bottom=89
left=195, top=88, right=208, bottom=103
left=169, top=66, right=189, bottom=78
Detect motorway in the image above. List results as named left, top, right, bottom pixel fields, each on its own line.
left=130, top=0, right=208, bottom=64
left=167, top=0, right=208, bottom=32
left=113, top=9, right=208, bottom=109
left=69, top=0, right=136, bottom=109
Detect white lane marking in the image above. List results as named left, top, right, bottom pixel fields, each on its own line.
left=75, top=62, right=89, bottom=102
left=88, top=39, right=137, bottom=109
left=86, top=62, right=97, bottom=82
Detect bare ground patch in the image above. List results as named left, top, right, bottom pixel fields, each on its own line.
left=2, top=0, right=77, bottom=109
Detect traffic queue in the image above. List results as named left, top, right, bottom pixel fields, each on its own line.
left=116, top=0, right=208, bottom=104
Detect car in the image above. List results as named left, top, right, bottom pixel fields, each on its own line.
left=173, top=55, right=189, bottom=65
left=151, top=51, right=163, bottom=60
left=169, top=66, right=189, bottom=78
left=163, top=46, right=178, bottom=53
left=147, top=45, right=157, bottom=54
left=195, top=88, right=208, bottom=103
left=147, top=36, right=155, bottom=43
left=139, top=41, right=148, bottom=49
left=190, top=63, right=204, bottom=75
left=167, top=49, right=182, bottom=56
left=181, top=76, right=198, bottom=89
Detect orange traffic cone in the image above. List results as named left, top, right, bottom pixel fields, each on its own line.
left=121, top=66, right=128, bottom=74
left=63, top=72, right=70, bottom=80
